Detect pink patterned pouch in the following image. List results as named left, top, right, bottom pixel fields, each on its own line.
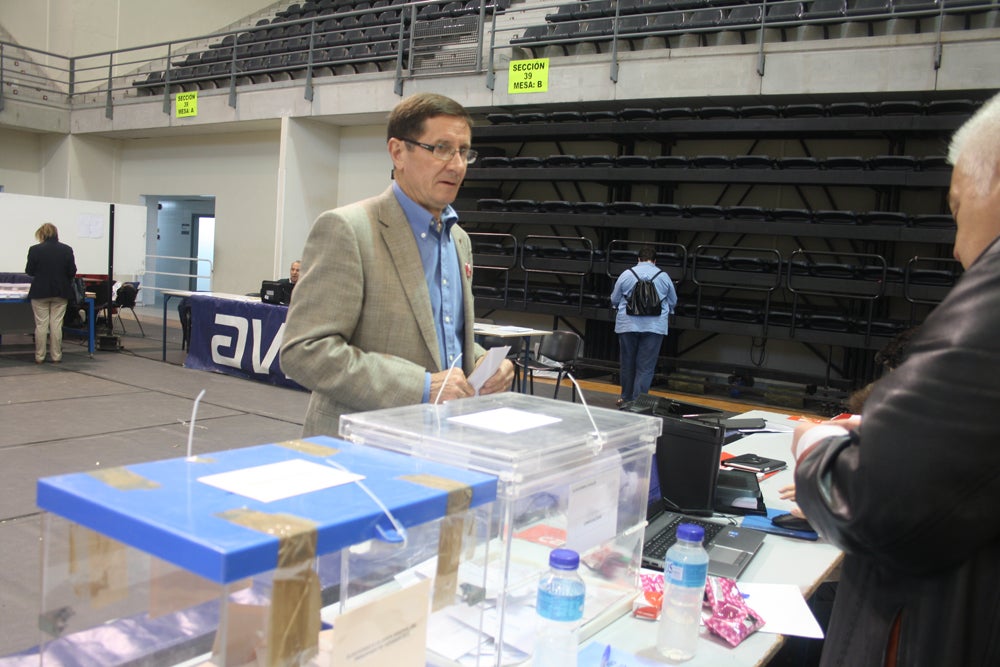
left=702, top=576, right=766, bottom=646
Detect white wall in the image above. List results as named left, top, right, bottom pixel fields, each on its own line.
left=0, top=128, right=43, bottom=194
left=275, top=120, right=396, bottom=280
left=118, top=130, right=281, bottom=296
left=337, top=126, right=394, bottom=206
left=277, top=118, right=342, bottom=280
left=0, top=192, right=146, bottom=276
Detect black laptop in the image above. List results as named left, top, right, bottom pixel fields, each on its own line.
left=260, top=280, right=290, bottom=305
left=641, top=415, right=767, bottom=578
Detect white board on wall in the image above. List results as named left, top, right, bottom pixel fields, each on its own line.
left=0, top=193, right=146, bottom=277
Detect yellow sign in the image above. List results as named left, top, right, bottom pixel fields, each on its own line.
left=175, top=91, right=198, bottom=118
left=508, top=58, right=549, bottom=94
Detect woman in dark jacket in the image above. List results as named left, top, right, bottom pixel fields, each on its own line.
left=25, top=223, right=77, bottom=363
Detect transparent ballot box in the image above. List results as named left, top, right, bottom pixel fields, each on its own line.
left=34, top=437, right=497, bottom=667
left=339, top=394, right=661, bottom=665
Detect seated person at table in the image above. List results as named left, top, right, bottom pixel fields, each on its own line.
left=278, top=260, right=300, bottom=295
left=265, top=260, right=299, bottom=305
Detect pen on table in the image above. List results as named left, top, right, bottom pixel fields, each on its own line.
left=600, top=644, right=611, bottom=667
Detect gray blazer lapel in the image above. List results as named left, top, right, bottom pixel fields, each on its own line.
left=377, top=192, right=442, bottom=370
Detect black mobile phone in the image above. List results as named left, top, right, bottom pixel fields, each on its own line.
left=721, top=417, right=768, bottom=430
left=722, top=453, right=787, bottom=474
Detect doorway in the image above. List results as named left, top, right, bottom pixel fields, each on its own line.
left=145, top=196, right=215, bottom=304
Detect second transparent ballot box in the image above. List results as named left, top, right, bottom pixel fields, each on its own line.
left=340, top=393, right=662, bottom=665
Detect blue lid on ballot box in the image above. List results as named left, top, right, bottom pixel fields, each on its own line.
left=36, top=437, right=498, bottom=584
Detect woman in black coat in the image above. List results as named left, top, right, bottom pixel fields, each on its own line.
left=25, top=223, right=77, bottom=363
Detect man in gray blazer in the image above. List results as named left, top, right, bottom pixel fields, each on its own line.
left=281, top=93, right=513, bottom=436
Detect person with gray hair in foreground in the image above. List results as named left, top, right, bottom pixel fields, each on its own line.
left=790, top=94, right=1000, bottom=666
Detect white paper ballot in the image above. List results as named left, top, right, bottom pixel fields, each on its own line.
left=447, top=407, right=561, bottom=434
left=737, top=582, right=825, bottom=639
left=467, top=345, right=510, bottom=395
left=197, top=458, right=363, bottom=503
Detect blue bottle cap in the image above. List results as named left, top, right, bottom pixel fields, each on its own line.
left=548, top=548, right=580, bottom=570
left=676, top=523, right=705, bottom=543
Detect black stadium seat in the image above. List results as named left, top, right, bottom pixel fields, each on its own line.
left=617, top=108, right=657, bottom=121
left=862, top=211, right=909, bottom=226
left=609, top=201, right=647, bottom=215
left=614, top=155, right=652, bottom=167
left=476, top=198, right=507, bottom=211
left=547, top=110, right=584, bottom=122
left=573, top=201, right=609, bottom=214
left=653, top=155, right=691, bottom=168
left=538, top=200, right=574, bottom=213
left=506, top=199, right=539, bottom=212
left=868, top=155, right=918, bottom=170
left=647, top=203, right=685, bottom=218
left=813, top=210, right=858, bottom=225
left=542, top=154, right=579, bottom=167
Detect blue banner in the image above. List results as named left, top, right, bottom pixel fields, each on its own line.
left=185, top=295, right=303, bottom=390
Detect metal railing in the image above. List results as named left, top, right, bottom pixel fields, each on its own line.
left=0, top=0, right=497, bottom=116
left=486, top=0, right=1000, bottom=85
left=144, top=255, right=215, bottom=297
left=1, top=0, right=996, bottom=115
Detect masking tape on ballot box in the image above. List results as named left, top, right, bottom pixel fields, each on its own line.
left=399, top=474, right=474, bottom=612
left=66, top=524, right=129, bottom=614
left=88, top=466, right=161, bottom=490
left=218, top=508, right=321, bottom=666
left=277, top=438, right=340, bottom=458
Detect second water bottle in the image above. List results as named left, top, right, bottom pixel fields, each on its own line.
left=656, top=523, right=709, bottom=661
left=534, top=548, right=585, bottom=667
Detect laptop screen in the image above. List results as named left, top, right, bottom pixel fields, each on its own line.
left=654, top=415, right=725, bottom=516
left=649, top=453, right=662, bottom=507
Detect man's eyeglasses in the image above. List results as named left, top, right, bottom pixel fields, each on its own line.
left=396, top=137, right=478, bottom=164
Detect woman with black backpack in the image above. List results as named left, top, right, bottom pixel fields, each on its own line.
left=610, top=245, right=678, bottom=406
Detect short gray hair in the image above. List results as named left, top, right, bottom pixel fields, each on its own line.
left=948, top=94, right=1000, bottom=195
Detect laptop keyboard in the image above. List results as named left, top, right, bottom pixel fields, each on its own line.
left=643, top=516, right=726, bottom=561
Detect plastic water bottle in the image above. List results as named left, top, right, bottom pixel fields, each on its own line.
left=657, top=523, right=709, bottom=661
left=534, top=548, right=585, bottom=667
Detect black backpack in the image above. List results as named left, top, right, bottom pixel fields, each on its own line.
left=625, top=268, right=664, bottom=316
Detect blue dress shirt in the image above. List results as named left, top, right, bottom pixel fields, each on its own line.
left=393, top=182, right=465, bottom=402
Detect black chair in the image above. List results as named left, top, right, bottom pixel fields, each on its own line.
left=547, top=111, right=585, bottom=122
left=843, top=0, right=893, bottom=35
left=770, top=208, right=812, bottom=224
left=656, top=107, right=696, bottom=120
left=615, top=155, right=652, bottom=167
left=827, top=101, right=871, bottom=116
left=537, top=155, right=575, bottom=168
left=513, top=330, right=582, bottom=401
left=113, top=282, right=146, bottom=336
left=781, top=103, right=826, bottom=117
left=798, top=0, right=847, bottom=39
left=868, top=155, right=917, bottom=171
left=717, top=4, right=763, bottom=44
left=617, top=108, right=657, bottom=121
left=739, top=104, right=781, bottom=118
left=925, top=99, right=978, bottom=115
left=538, top=200, right=575, bottom=213
left=764, top=1, right=803, bottom=41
